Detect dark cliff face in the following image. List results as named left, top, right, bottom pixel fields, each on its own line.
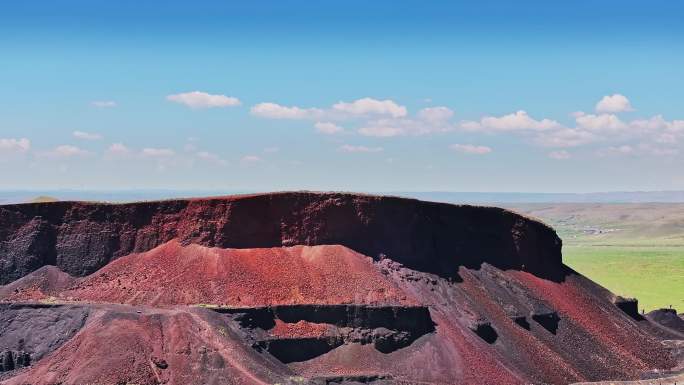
left=0, top=192, right=562, bottom=284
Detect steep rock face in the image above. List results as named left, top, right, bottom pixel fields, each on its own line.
left=0, top=192, right=562, bottom=284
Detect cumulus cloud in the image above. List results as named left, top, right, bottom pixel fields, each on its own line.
left=106, top=143, right=131, bottom=156
left=314, top=121, right=344, bottom=134
left=246, top=94, right=682, bottom=159
left=50, top=145, right=90, bottom=157
left=461, top=110, right=561, bottom=132
left=332, top=98, right=407, bottom=118
left=91, top=101, right=117, bottom=108
left=575, top=112, right=626, bottom=131
left=141, top=148, right=175, bottom=157
left=629, top=115, right=684, bottom=135
left=667, top=119, right=684, bottom=132
left=548, top=150, right=571, bottom=160
left=196, top=151, right=228, bottom=166
left=250, top=103, right=324, bottom=119
left=0, top=138, right=30, bottom=153
left=534, top=128, right=596, bottom=148
left=629, top=115, right=666, bottom=131
left=240, top=155, right=262, bottom=165
left=449, top=143, right=492, bottom=154
left=568, top=112, right=684, bottom=147
left=73, top=131, right=103, bottom=140
left=597, top=145, right=634, bottom=157
left=358, top=121, right=407, bottom=137
left=338, top=144, right=384, bottom=153
left=358, top=117, right=455, bottom=137
left=598, top=144, right=677, bottom=157
left=595, top=94, right=633, bottom=113
left=251, top=97, right=407, bottom=120
left=655, top=133, right=678, bottom=144
left=638, top=143, right=679, bottom=156
left=167, top=91, right=241, bottom=109
left=418, top=106, right=454, bottom=123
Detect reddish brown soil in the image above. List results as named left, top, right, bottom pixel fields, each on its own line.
left=0, top=265, right=75, bottom=302
left=58, top=241, right=411, bottom=307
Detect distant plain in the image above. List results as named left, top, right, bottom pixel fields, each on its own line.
left=508, top=203, right=684, bottom=312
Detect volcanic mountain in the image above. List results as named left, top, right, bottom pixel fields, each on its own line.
left=0, top=192, right=681, bottom=384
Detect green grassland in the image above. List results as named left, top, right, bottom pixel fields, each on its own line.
left=563, top=245, right=684, bottom=311
left=507, top=203, right=684, bottom=312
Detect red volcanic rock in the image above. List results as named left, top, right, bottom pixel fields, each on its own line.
left=0, top=191, right=561, bottom=284
left=0, top=192, right=679, bottom=385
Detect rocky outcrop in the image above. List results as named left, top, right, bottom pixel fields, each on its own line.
left=646, top=308, right=684, bottom=337
left=614, top=296, right=642, bottom=320
left=0, top=350, right=30, bottom=372
left=217, top=304, right=436, bottom=362
left=0, top=303, right=89, bottom=369
left=0, top=192, right=562, bottom=284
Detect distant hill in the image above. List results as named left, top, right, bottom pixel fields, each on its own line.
left=27, top=196, right=59, bottom=203
left=394, top=191, right=684, bottom=204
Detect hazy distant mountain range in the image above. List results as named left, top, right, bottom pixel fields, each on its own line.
left=394, top=191, right=684, bottom=204
left=3, top=190, right=684, bottom=205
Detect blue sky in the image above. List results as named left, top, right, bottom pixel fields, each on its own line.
left=1, top=0, right=683, bottom=192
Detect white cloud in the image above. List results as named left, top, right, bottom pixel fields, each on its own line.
left=196, top=151, right=228, bottom=166
left=449, top=143, right=492, bottom=155
left=655, top=132, right=678, bottom=144
left=595, top=94, right=633, bottom=113
left=0, top=138, right=30, bottom=153
left=245, top=95, right=682, bottom=158
left=240, top=155, right=262, bottom=164
left=333, top=98, right=407, bottom=118
left=629, top=115, right=666, bottom=131
left=73, top=131, right=103, bottom=140
left=461, top=110, right=561, bottom=132
left=106, top=143, right=131, bottom=156
left=314, top=121, right=344, bottom=134
left=639, top=143, right=679, bottom=156
left=358, top=122, right=406, bottom=137
left=667, top=120, right=684, bottom=132
left=597, top=145, right=634, bottom=157
left=91, top=101, right=116, bottom=108
left=548, top=150, right=571, bottom=160
left=534, top=128, right=596, bottom=148
left=358, top=117, right=455, bottom=137
left=418, top=106, right=454, bottom=123
left=250, top=103, right=323, bottom=119
left=51, top=145, right=90, bottom=157
left=575, top=112, right=626, bottom=131
left=141, top=148, right=175, bottom=157
left=167, top=91, right=241, bottom=109
left=338, top=144, right=384, bottom=153
left=598, top=143, right=677, bottom=157
left=628, top=115, right=684, bottom=136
